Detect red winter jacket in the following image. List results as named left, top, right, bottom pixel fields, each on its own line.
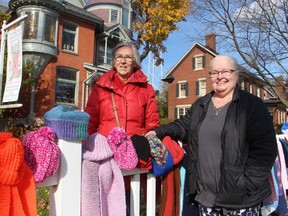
left=85, top=69, right=160, bottom=137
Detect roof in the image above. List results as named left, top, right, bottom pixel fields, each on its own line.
left=62, top=1, right=103, bottom=26
left=163, top=40, right=266, bottom=86
left=8, top=0, right=103, bottom=27
left=163, top=42, right=217, bottom=79
left=100, top=23, right=132, bottom=41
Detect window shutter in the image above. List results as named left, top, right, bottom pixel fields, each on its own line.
left=202, top=56, right=206, bottom=68
left=192, top=58, right=195, bottom=69
left=176, top=84, right=179, bottom=97
left=174, top=108, right=177, bottom=119
left=196, top=81, right=199, bottom=96
left=185, top=83, right=189, bottom=96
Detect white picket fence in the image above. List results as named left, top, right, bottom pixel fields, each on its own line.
left=36, top=139, right=157, bottom=216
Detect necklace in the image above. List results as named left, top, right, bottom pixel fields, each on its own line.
left=212, top=103, right=225, bottom=116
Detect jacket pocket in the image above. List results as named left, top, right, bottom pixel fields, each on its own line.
left=216, top=165, right=247, bottom=205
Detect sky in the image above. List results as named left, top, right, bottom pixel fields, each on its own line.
left=142, top=20, right=198, bottom=91
left=0, top=0, right=8, bottom=5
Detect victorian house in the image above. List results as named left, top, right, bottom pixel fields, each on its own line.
left=0, top=0, right=133, bottom=127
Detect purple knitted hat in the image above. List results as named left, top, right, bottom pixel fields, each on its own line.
left=22, top=126, right=60, bottom=183
left=44, top=105, right=90, bottom=140
left=107, top=127, right=138, bottom=170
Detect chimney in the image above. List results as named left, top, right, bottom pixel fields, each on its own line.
left=205, top=33, right=216, bottom=51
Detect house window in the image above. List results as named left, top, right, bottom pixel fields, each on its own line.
left=256, top=87, right=261, bottom=98
left=62, top=21, right=78, bottom=53
left=122, top=0, right=130, bottom=28
left=196, top=78, right=206, bottom=97
left=264, top=90, right=268, bottom=100
left=249, top=84, right=253, bottom=94
left=192, top=55, right=205, bottom=70
left=23, top=11, right=39, bottom=39
left=240, top=80, right=245, bottom=90
left=175, top=105, right=190, bottom=119
left=44, top=14, right=57, bottom=43
left=176, top=81, right=188, bottom=98
left=97, top=40, right=114, bottom=65
left=55, top=67, right=78, bottom=105
left=110, top=9, right=119, bottom=23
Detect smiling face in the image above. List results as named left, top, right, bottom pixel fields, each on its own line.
left=210, top=55, right=239, bottom=98
left=113, top=46, right=135, bottom=81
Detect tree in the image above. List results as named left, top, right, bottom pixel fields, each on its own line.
left=132, top=0, right=193, bottom=66
left=156, top=87, right=168, bottom=118
left=191, top=0, right=288, bottom=105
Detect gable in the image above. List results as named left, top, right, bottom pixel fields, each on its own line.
left=164, top=42, right=217, bottom=79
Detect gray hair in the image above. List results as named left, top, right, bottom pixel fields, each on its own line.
left=112, top=41, right=142, bottom=71
left=210, top=55, right=238, bottom=70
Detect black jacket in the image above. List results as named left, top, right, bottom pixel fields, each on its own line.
left=155, top=87, right=277, bottom=209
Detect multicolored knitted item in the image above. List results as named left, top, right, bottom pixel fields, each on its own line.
left=107, top=127, right=138, bottom=170
left=150, top=148, right=174, bottom=176
left=22, top=126, right=60, bottom=183
left=44, top=105, right=90, bottom=140
left=146, top=135, right=168, bottom=168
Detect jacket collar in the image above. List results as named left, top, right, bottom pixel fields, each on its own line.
left=96, top=69, right=148, bottom=90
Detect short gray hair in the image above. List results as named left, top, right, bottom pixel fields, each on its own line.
left=210, top=55, right=238, bottom=70
left=112, top=41, right=142, bottom=71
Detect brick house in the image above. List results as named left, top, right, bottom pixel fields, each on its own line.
left=0, top=0, right=133, bottom=127
left=163, top=33, right=287, bottom=125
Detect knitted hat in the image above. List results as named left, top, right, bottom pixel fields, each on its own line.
left=44, top=105, right=90, bottom=140
left=137, top=157, right=153, bottom=170
left=107, top=127, right=138, bottom=170
left=146, top=135, right=174, bottom=176
left=0, top=132, right=37, bottom=216
left=22, top=126, right=60, bottom=183
left=146, top=135, right=168, bottom=167
left=162, top=136, right=184, bottom=165
left=131, top=134, right=151, bottom=162
left=150, top=148, right=174, bottom=176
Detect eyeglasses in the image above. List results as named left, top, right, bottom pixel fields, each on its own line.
left=209, top=69, right=237, bottom=77
left=114, top=55, right=134, bottom=62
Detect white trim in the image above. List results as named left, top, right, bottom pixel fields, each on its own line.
left=176, top=104, right=191, bottom=108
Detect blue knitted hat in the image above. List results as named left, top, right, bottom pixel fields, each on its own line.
left=44, top=105, right=90, bottom=140
left=149, top=148, right=174, bottom=176
left=146, top=135, right=174, bottom=176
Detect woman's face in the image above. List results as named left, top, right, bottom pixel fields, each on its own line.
left=113, top=46, right=135, bottom=80
left=210, top=56, right=239, bottom=97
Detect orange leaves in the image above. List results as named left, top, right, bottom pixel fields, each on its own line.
left=132, top=0, right=193, bottom=65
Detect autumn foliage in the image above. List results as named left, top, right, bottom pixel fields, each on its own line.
left=132, top=0, right=193, bottom=66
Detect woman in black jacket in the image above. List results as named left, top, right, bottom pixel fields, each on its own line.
left=146, top=55, right=277, bottom=216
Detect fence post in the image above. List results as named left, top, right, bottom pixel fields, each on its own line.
left=49, top=139, right=82, bottom=216
left=146, top=173, right=156, bottom=215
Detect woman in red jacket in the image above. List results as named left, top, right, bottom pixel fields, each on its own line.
left=84, top=41, right=160, bottom=215
left=85, top=41, right=160, bottom=138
